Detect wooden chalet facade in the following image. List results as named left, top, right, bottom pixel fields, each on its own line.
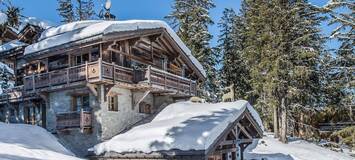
left=0, top=20, right=206, bottom=156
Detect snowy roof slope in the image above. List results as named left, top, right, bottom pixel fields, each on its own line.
left=24, top=20, right=206, bottom=77
left=93, top=100, right=263, bottom=155
left=15, top=16, right=54, bottom=34
left=0, top=40, right=27, bottom=53
left=0, top=12, right=7, bottom=25
left=0, top=122, right=81, bottom=160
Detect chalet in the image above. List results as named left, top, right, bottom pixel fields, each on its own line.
left=92, top=100, right=263, bottom=160
left=0, top=20, right=206, bottom=156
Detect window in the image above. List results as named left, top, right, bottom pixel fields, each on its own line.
left=72, top=95, right=90, bottom=112
left=75, top=53, right=89, bottom=65
left=108, top=95, right=118, bottom=111
left=139, top=102, right=152, bottom=114
left=90, top=46, right=100, bottom=62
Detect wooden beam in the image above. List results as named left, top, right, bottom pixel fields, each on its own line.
left=86, top=83, right=98, bottom=97
left=237, top=123, right=252, bottom=139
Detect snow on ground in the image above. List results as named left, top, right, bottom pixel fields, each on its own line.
left=0, top=122, right=81, bottom=160
left=0, top=12, right=7, bottom=25
left=93, top=100, right=263, bottom=155
left=245, top=132, right=354, bottom=160
left=25, top=20, right=206, bottom=77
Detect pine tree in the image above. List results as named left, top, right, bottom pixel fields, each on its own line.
left=0, top=63, right=14, bottom=92
left=57, top=0, right=75, bottom=23
left=57, top=0, right=95, bottom=23
left=322, top=0, right=354, bottom=121
left=218, top=8, right=251, bottom=100
left=76, top=0, right=95, bottom=21
left=166, top=0, right=218, bottom=102
left=241, top=0, right=324, bottom=142
left=0, top=1, right=21, bottom=41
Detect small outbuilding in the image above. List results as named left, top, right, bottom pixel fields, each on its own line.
left=92, top=100, right=263, bottom=160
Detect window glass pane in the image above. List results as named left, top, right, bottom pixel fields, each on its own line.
left=83, top=95, right=90, bottom=108
left=76, top=55, right=82, bottom=65
left=82, top=53, right=89, bottom=62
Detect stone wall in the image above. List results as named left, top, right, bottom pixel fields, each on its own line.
left=100, top=86, right=150, bottom=140
left=46, top=88, right=103, bottom=157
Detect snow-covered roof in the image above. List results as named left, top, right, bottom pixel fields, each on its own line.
left=11, top=16, right=55, bottom=34
left=0, top=12, right=7, bottom=25
left=0, top=40, right=27, bottom=53
left=93, top=100, right=263, bottom=155
left=0, top=122, right=81, bottom=160
left=24, top=20, right=206, bottom=77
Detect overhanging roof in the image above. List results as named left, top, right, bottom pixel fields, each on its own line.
left=23, top=20, right=206, bottom=78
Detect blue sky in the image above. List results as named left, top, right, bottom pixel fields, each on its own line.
left=11, top=0, right=337, bottom=49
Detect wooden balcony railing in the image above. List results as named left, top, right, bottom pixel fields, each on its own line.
left=23, top=58, right=197, bottom=95
left=23, top=59, right=134, bottom=91
left=56, top=108, right=92, bottom=130
left=135, top=66, right=197, bottom=95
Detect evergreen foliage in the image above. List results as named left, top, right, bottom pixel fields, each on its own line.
left=218, top=8, right=251, bottom=100
left=0, top=64, right=13, bottom=91
left=57, top=0, right=95, bottom=23
left=321, top=0, right=354, bottom=121
left=166, top=0, right=219, bottom=102
left=0, top=0, right=21, bottom=29
left=76, top=0, right=95, bottom=21
left=237, top=0, right=325, bottom=142
left=57, top=0, right=75, bottom=23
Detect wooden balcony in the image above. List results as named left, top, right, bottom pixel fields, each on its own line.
left=135, top=66, right=197, bottom=95
left=56, top=109, right=92, bottom=130
left=23, top=58, right=197, bottom=95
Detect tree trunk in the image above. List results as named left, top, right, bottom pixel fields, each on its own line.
left=299, top=112, right=305, bottom=138
left=280, top=97, right=288, bottom=143
left=273, top=105, right=279, bottom=138
left=349, top=105, right=353, bottom=122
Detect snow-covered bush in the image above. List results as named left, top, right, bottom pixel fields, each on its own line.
left=0, top=62, right=14, bottom=94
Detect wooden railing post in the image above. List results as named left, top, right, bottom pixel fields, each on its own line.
left=112, top=62, right=115, bottom=82
left=32, top=74, right=35, bottom=91
left=85, top=61, right=89, bottom=81
left=147, top=65, right=151, bottom=84
left=164, top=73, right=167, bottom=89
left=66, top=68, right=70, bottom=84
left=189, top=79, right=192, bottom=95
left=49, top=73, right=52, bottom=87
left=98, top=58, right=102, bottom=81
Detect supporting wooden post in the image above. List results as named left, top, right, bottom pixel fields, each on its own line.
left=112, top=62, right=115, bottom=82
left=85, top=61, right=89, bottom=81
left=49, top=73, right=52, bottom=87
left=66, top=68, right=70, bottom=84
left=32, top=74, right=35, bottom=91
left=147, top=65, right=151, bottom=84
left=98, top=58, right=102, bottom=81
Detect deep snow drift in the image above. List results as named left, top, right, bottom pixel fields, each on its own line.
left=245, top=133, right=354, bottom=160
left=94, top=100, right=263, bottom=155
left=0, top=122, right=81, bottom=160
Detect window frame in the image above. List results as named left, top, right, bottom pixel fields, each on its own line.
left=108, top=95, right=118, bottom=112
